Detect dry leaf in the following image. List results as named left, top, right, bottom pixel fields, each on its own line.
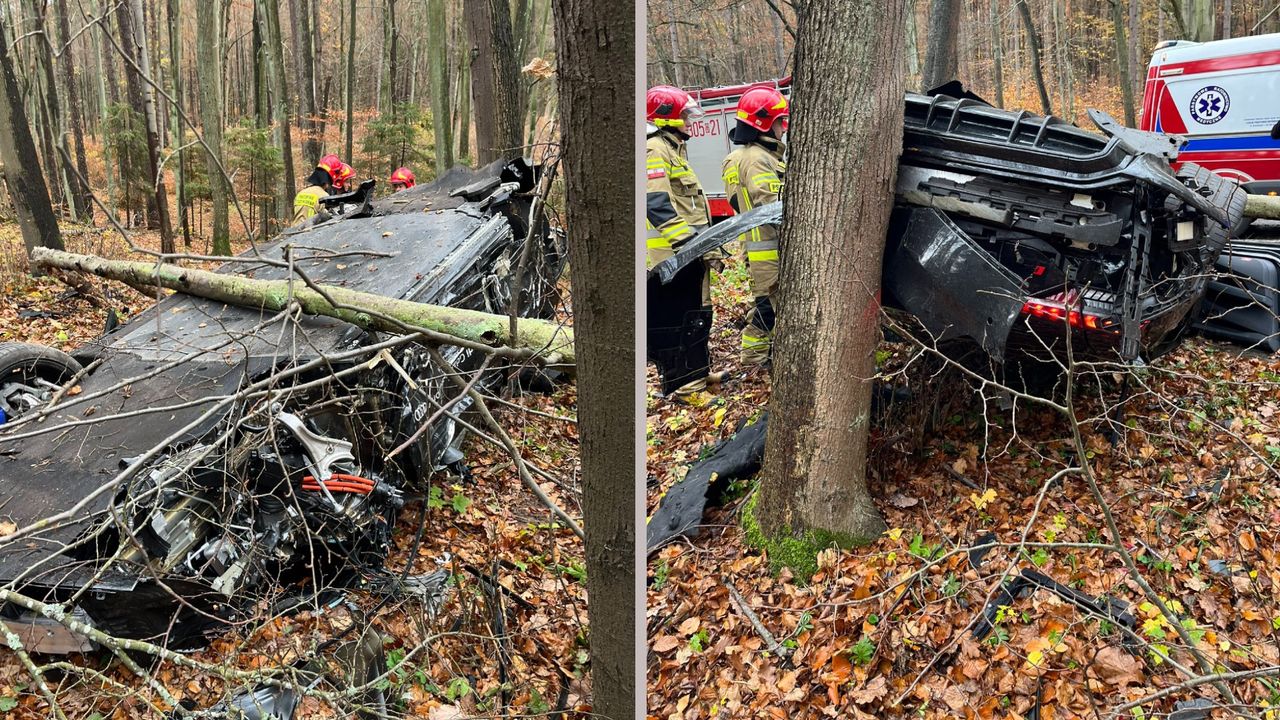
left=677, top=616, right=701, bottom=636
left=522, top=57, right=555, bottom=79
left=1092, top=646, right=1143, bottom=687
left=889, top=493, right=919, bottom=508
left=850, top=676, right=888, bottom=705
left=652, top=635, right=680, bottom=653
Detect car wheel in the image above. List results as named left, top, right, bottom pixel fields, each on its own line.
left=0, top=342, right=83, bottom=423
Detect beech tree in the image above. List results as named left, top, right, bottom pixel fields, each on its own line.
left=465, top=0, right=523, bottom=163
left=752, top=0, right=908, bottom=557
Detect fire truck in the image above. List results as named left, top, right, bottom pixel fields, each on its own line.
left=1140, top=32, right=1280, bottom=195
left=682, top=77, right=792, bottom=221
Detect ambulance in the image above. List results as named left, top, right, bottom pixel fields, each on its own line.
left=1140, top=33, right=1280, bottom=195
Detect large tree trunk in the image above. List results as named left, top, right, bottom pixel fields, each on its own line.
left=196, top=0, right=231, bottom=255
left=920, top=0, right=959, bottom=92
left=31, top=248, right=575, bottom=364
left=457, top=32, right=471, bottom=162
left=0, top=13, right=63, bottom=257
left=1112, top=0, right=1136, bottom=126
left=167, top=0, right=189, bottom=247
left=1016, top=0, right=1051, bottom=114
left=54, top=0, right=92, bottom=219
left=117, top=0, right=175, bottom=251
left=465, top=0, right=523, bottom=164
left=382, top=0, right=399, bottom=114
left=257, top=0, right=296, bottom=226
left=754, top=0, right=905, bottom=561
left=550, top=2, right=634, bottom=717
left=1186, top=0, right=1214, bottom=41
left=427, top=0, right=453, bottom=174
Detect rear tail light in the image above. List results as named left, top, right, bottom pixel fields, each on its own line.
left=1021, top=298, right=1112, bottom=331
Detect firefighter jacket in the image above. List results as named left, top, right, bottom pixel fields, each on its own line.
left=645, top=128, right=710, bottom=252
left=292, top=185, right=328, bottom=224
left=721, top=135, right=786, bottom=263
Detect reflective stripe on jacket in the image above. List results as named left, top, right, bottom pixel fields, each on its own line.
left=646, top=129, right=709, bottom=249
left=721, top=136, right=786, bottom=261
left=292, top=185, right=328, bottom=224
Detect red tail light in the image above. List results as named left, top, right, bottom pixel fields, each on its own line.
left=1021, top=299, right=1109, bottom=331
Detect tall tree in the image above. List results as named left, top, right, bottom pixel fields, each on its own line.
left=464, top=0, right=522, bottom=163
left=754, top=0, right=907, bottom=557
left=345, top=0, right=356, bottom=160
left=382, top=0, right=399, bottom=114
left=990, top=0, right=1004, bottom=107
left=457, top=32, right=471, bottom=161
left=117, top=0, right=175, bottom=251
left=1016, top=0, right=1051, bottom=114
left=1112, top=0, right=1136, bottom=126
left=54, top=0, right=92, bottom=218
left=0, top=12, right=63, bottom=256
left=167, top=0, right=188, bottom=246
left=550, top=3, right=635, bottom=718
left=295, top=0, right=321, bottom=165
left=257, top=0, right=296, bottom=224
left=196, top=0, right=230, bottom=255
left=427, top=0, right=453, bottom=173
left=921, top=0, right=960, bottom=91
left=1185, top=0, right=1214, bottom=41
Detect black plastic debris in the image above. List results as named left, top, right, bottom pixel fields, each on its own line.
left=1169, top=698, right=1215, bottom=720
left=971, top=569, right=1136, bottom=643
left=646, top=414, right=769, bottom=554
left=1195, top=240, right=1280, bottom=354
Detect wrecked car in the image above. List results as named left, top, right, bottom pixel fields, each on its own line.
left=648, top=91, right=1249, bottom=392
left=0, top=159, right=565, bottom=653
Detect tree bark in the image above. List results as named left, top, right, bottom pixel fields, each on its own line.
left=990, top=0, right=1004, bottom=107
left=1112, top=0, right=1136, bottom=126
left=257, top=0, right=296, bottom=225
left=921, top=0, right=959, bottom=92
left=550, top=2, right=635, bottom=717
left=465, top=0, right=523, bottom=163
left=295, top=0, right=320, bottom=166
left=1016, top=0, right=1051, bottom=114
left=382, top=0, right=399, bottom=113
left=167, top=0, right=189, bottom=247
left=755, top=0, right=904, bottom=559
left=54, top=0, right=92, bottom=219
left=31, top=248, right=576, bottom=364
left=1186, top=0, right=1214, bottom=41
left=457, top=32, right=471, bottom=162
left=344, top=0, right=356, bottom=161
left=427, top=0, right=453, bottom=174
left=196, top=0, right=231, bottom=255
left=117, top=0, right=175, bottom=251
left=0, top=12, right=63, bottom=257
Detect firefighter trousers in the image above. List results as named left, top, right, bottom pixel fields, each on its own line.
left=742, top=255, right=778, bottom=366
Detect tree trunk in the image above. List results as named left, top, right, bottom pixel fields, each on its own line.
left=1222, top=0, right=1232, bottom=39
left=257, top=0, right=296, bottom=226
left=754, top=0, right=904, bottom=565
left=905, top=4, right=920, bottom=78
left=920, top=0, right=959, bottom=92
left=428, top=0, right=453, bottom=174
left=31, top=248, right=576, bottom=364
left=296, top=0, right=320, bottom=165
left=990, top=0, right=1004, bottom=107
left=95, top=0, right=117, bottom=216
left=464, top=0, right=523, bottom=163
left=1112, top=0, right=1136, bottom=126
left=118, top=0, right=175, bottom=251
left=0, top=12, right=63, bottom=257
left=550, top=2, right=634, bottom=717
left=54, top=0, right=91, bottom=219
left=457, top=32, right=471, bottom=162
left=167, top=0, right=189, bottom=247
left=1186, top=0, right=1214, bottom=41
left=344, top=0, right=356, bottom=160
left=196, top=0, right=230, bottom=255
left=382, top=0, right=398, bottom=114
left=1016, top=0, right=1051, bottom=114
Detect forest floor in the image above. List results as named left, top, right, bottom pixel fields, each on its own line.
left=647, top=252, right=1280, bottom=719
left=0, top=213, right=593, bottom=718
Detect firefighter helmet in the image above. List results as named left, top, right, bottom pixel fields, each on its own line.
left=646, top=85, right=703, bottom=128
left=389, top=167, right=416, bottom=189
left=317, top=154, right=343, bottom=177
left=332, top=163, right=356, bottom=191
left=736, top=87, right=789, bottom=133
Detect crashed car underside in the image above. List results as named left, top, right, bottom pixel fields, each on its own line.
left=648, top=91, right=1248, bottom=393
left=0, top=159, right=564, bottom=652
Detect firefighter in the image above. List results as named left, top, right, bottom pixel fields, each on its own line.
left=389, top=167, right=416, bottom=191
left=722, top=86, right=787, bottom=366
left=646, top=84, right=724, bottom=398
left=293, top=154, right=342, bottom=224
left=333, top=163, right=356, bottom=192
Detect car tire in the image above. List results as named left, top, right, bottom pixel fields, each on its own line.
left=0, top=342, right=83, bottom=420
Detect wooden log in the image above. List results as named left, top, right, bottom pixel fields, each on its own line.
left=30, top=247, right=574, bottom=365
left=1246, top=193, right=1280, bottom=220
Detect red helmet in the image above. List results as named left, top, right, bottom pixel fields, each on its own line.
left=389, top=167, right=416, bottom=189
left=646, top=85, right=703, bottom=128
left=332, top=163, right=356, bottom=191
left=736, top=87, right=789, bottom=133
left=317, top=154, right=343, bottom=177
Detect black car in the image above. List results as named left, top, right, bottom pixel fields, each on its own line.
left=0, top=159, right=564, bottom=652
left=648, top=92, right=1248, bottom=393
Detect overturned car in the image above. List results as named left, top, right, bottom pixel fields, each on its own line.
left=0, top=159, right=565, bottom=652
left=648, top=92, right=1249, bottom=392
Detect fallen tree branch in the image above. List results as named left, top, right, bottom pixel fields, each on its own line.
left=726, top=583, right=792, bottom=663
left=1245, top=193, right=1280, bottom=220
left=30, top=247, right=575, bottom=365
